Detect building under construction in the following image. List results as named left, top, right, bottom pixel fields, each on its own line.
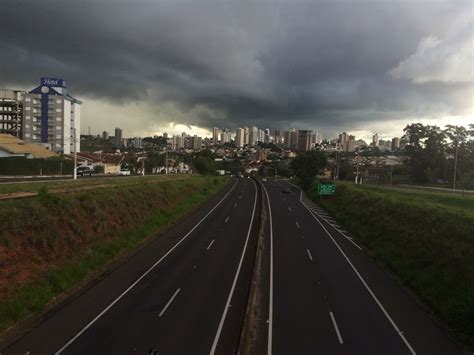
left=0, top=89, right=25, bottom=139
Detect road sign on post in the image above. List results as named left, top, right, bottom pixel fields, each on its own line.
left=317, top=183, right=336, bottom=196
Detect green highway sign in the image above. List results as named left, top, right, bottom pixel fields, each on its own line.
left=317, top=183, right=336, bottom=196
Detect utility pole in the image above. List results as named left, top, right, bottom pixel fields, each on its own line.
left=355, top=152, right=359, bottom=184
left=73, top=127, right=77, bottom=180
left=453, top=143, right=459, bottom=193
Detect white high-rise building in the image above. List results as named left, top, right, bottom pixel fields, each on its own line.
left=21, top=78, right=82, bottom=154
left=372, top=133, right=379, bottom=146
left=249, top=126, right=259, bottom=146
left=235, top=128, right=245, bottom=148
left=243, top=126, right=250, bottom=145
left=212, top=127, right=220, bottom=145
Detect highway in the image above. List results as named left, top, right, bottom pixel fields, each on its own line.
left=3, top=177, right=261, bottom=355
left=263, top=179, right=460, bottom=355
left=2, top=177, right=462, bottom=354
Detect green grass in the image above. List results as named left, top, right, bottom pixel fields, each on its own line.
left=0, top=174, right=189, bottom=195
left=0, top=175, right=228, bottom=332
left=347, top=182, right=474, bottom=217
left=308, top=182, right=474, bottom=348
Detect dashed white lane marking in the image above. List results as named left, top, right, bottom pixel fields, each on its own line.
left=206, top=239, right=215, bottom=250
left=210, top=179, right=258, bottom=354
left=300, top=196, right=415, bottom=354
left=54, top=179, right=239, bottom=355
left=159, top=288, right=181, bottom=317
left=225, top=216, right=230, bottom=223
left=239, top=195, right=242, bottom=199
left=234, top=203, right=238, bottom=207
left=306, top=249, right=313, bottom=261
left=329, top=311, right=344, bottom=344
left=288, top=207, right=292, bottom=212
left=295, top=221, right=300, bottom=229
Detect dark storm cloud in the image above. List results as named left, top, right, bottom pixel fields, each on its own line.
left=0, top=0, right=472, bottom=134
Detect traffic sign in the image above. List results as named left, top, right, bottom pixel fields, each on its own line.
left=318, top=183, right=336, bottom=195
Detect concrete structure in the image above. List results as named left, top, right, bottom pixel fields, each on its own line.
left=212, top=127, right=220, bottom=145
left=372, top=133, right=379, bottom=146
left=392, top=137, right=400, bottom=150
left=235, top=127, right=245, bottom=148
left=114, top=127, right=122, bottom=147
left=133, top=137, right=142, bottom=148
left=249, top=126, right=259, bottom=146
left=191, top=135, right=202, bottom=150
left=102, top=131, right=109, bottom=140
left=0, top=89, right=25, bottom=138
left=297, top=130, right=312, bottom=151
left=0, top=133, right=58, bottom=159
left=21, top=78, right=82, bottom=155
left=243, top=127, right=250, bottom=145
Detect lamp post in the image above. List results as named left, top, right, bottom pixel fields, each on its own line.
left=73, top=127, right=77, bottom=180
left=452, top=143, right=459, bottom=193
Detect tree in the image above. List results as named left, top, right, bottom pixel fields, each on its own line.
left=402, top=124, right=446, bottom=183
left=194, top=156, right=215, bottom=175
left=290, top=151, right=328, bottom=190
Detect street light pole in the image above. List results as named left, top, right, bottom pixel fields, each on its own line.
left=73, top=127, right=77, bottom=180
left=453, top=143, right=459, bottom=193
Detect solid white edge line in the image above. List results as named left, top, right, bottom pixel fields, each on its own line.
left=298, top=189, right=416, bottom=355
left=329, top=311, right=344, bottom=344
left=295, top=221, right=300, bottom=229
left=306, top=249, right=313, bottom=261
left=261, top=182, right=274, bottom=355
left=54, top=179, right=239, bottom=355
left=207, top=239, right=215, bottom=251
left=158, top=288, right=181, bottom=317
left=210, top=179, right=258, bottom=355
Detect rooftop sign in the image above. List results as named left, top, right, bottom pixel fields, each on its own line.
left=40, top=78, right=67, bottom=88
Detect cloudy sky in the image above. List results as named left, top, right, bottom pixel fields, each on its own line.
left=0, top=0, right=472, bottom=140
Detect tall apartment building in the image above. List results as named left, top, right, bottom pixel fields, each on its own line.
left=243, top=127, right=250, bottom=145
left=391, top=137, right=400, bottom=150
left=297, top=130, right=312, bottom=151
left=1, top=79, right=82, bottom=154
left=221, top=129, right=231, bottom=144
left=102, top=131, right=109, bottom=140
left=372, top=133, right=379, bottom=146
left=235, top=128, right=245, bottom=148
left=274, top=129, right=283, bottom=144
left=0, top=89, right=25, bottom=138
left=212, top=127, right=220, bottom=145
left=115, top=127, right=122, bottom=147
left=249, top=126, right=259, bottom=146
left=191, top=135, right=202, bottom=150
left=339, top=132, right=348, bottom=147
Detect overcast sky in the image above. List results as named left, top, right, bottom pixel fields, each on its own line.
left=0, top=0, right=472, bottom=140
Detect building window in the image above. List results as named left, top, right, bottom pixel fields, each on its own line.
left=56, top=117, right=61, bottom=122
left=56, top=99, right=62, bottom=104
left=25, top=97, right=31, bottom=102
left=25, top=133, right=30, bottom=138
left=56, top=135, right=61, bottom=139
left=56, top=126, right=61, bottom=130
left=56, top=108, right=62, bottom=112
left=25, top=124, right=30, bottom=129
left=25, top=107, right=31, bottom=111
left=25, top=115, right=31, bottom=120
left=56, top=144, right=61, bottom=148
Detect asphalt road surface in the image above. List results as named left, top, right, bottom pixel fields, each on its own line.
left=3, top=177, right=261, bottom=355
left=2, top=177, right=462, bottom=354
left=263, top=179, right=460, bottom=355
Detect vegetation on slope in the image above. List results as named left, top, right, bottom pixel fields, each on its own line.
left=308, top=182, right=474, bottom=347
left=0, top=175, right=228, bottom=332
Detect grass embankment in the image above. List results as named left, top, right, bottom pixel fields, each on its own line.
left=308, top=182, right=474, bottom=347
left=0, top=175, right=228, bottom=332
left=0, top=175, right=186, bottom=195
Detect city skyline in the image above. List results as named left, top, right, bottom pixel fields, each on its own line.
left=0, top=1, right=471, bottom=142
